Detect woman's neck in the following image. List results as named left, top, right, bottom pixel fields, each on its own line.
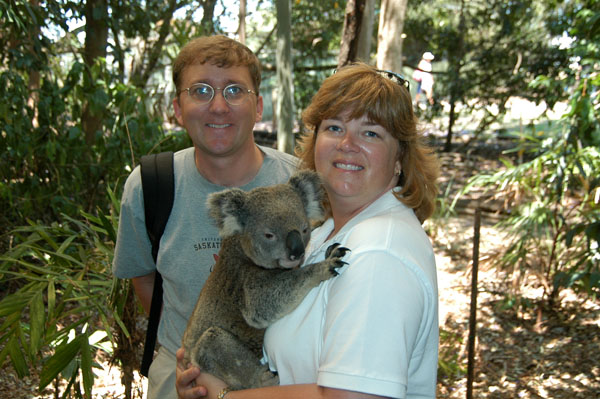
left=326, top=189, right=391, bottom=241
left=326, top=201, right=369, bottom=241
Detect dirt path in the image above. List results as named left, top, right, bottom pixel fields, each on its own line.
left=432, top=213, right=600, bottom=399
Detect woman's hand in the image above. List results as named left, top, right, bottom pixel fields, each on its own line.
left=175, top=347, right=229, bottom=399
left=175, top=347, right=206, bottom=399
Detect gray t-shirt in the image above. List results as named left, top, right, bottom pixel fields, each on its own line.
left=113, top=145, right=298, bottom=354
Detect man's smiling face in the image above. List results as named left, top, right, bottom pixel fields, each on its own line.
left=173, top=63, right=263, bottom=158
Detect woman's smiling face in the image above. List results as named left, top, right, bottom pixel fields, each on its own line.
left=314, top=110, right=401, bottom=213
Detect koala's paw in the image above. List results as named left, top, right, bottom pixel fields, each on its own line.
left=258, top=369, right=279, bottom=387
left=324, top=243, right=350, bottom=276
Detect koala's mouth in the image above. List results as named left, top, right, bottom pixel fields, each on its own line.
left=278, top=257, right=304, bottom=269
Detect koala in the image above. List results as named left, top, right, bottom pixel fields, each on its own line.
left=182, top=170, right=349, bottom=390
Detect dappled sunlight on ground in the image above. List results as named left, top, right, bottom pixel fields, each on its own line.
left=432, top=213, right=600, bottom=399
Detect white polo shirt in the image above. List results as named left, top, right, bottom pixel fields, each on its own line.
left=263, top=189, right=439, bottom=398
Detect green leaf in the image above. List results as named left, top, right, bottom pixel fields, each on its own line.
left=80, top=333, right=94, bottom=399
left=39, top=335, right=83, bottom=391
left=47, top=279, right=56, bottom=319
left=29, top=291, right=45, bottom=360
left=7, top=335, right=29, bottom=378
left=98, top=210, right=117, bottom=243
left=57, top=235, right=77, bottom=255
left=0, top=289, right=33, bottom=317
left=0, top=337, right=11, bottom=367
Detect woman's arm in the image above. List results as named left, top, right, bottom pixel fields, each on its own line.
left=175, top=348, right=390, bottom=399
left=224, top=385, right=391, bottom=399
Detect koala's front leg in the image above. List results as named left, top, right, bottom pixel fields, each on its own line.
left=242, top=244, right=350, bottom=328
left=192, top=326, right=279, bottom=390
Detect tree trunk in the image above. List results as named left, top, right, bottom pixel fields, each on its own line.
left=356, top=0, right=375, bottom=63
left=26, top=0, right=41, bottom=129
left=275, top=0, right=295, bottom=154
left=200, top=0, right=218, bottom=35
left=376, top=0, right=408, bottom=71
left=444, top=0, right=466, bottom=152
left=337, top=0, right=366, bottom=68
left=445, top=97, right=456, bottom=152
left=130, top=0, right=178, bottom=88
left=82, top=0, right=108, bottom=145
left=238, top=0, right=247, bottom=44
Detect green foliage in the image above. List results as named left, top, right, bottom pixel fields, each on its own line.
left=458, top=86, right=599, bottom=305
left=290, top=0, right=344, bottom=111
left=0, top=59, right=189, bottom=231
left=0, top=188, right=129, bottom=398
left=437, top=327, right=465, bottom=381
left=404, top=0, right=570, bottom=132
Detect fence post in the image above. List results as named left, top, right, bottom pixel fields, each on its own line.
left=466, top=206, right=481, bottom=399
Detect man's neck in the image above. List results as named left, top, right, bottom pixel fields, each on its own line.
left=194, top=144, right=264, bottom=187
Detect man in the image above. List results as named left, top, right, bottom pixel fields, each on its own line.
left=412, top=51, right=435, bottom=106
left=112, top=35, right=298, bottom=399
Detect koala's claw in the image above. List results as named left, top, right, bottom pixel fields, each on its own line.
left=325, top=243, right=350, bottom=259
left=329, top=260, right=348, bottom=276
left=325, top=243, right=340, bottom=258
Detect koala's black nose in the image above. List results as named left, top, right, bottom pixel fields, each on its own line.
left=286, top=230, right=305, bottom=261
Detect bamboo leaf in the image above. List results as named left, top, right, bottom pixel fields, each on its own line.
left=0, top=337, right=10, bottom=367
left=47, top=279, right=56, bottom=318
left=29, top=291, right=45, bottom=360
left=57, top=235, right=77, bottom=255
left=39, top=335, right=83, bottom=391
left=80, top=334, right=94, bottom=399
left=0, top=290, right=33, bottom=317
left=97, top=210, right=117, bottom=242
left=7, top=335, right=29, bottom=378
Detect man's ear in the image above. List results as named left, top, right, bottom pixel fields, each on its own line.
left=255, top=95, right=264, bottom=123
left=173, top=96, right=184, bottom=126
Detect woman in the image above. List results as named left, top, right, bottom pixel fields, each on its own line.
left=177, top=62, right=440, bottom=399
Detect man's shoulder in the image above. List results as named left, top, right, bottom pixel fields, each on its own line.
left=249, top=145, right=299, bottom=187
left=259, top=145, right=299, bottom=169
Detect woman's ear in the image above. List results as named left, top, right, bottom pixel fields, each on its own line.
left=394, top=161, right=402, bottom=176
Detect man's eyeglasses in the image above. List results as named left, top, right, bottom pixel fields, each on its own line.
left=179, top=83, right=256, bottom=106
left=375, top=69, right=410, bottom=91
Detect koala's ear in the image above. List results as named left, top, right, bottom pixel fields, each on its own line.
left=288, top=170, right=325, bottom=220
left=206, top=188, right=248, bottom=237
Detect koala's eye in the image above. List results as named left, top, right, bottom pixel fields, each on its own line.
left=302, top=227, right=309, bottom=235
left=264, top=232, right=275, bottom=240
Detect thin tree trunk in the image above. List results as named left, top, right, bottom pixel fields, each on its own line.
left=356, top=0, right=375, bottom=63
left=445, top=99, right=456, bottom=152
left=200, top=0, right=218, bottom=35
left=26, top=0, right=41, bottom=129
left=444, top=0, right=466, bottom=152
left=82, top=0, right=108, bottom=145
left=376, top=0, right=408, bottom=71
left=275, top=0, right=295, bottom=154
left=238, top=0, right=247, bottom=44
left=337, top=0, right=366, bottom=68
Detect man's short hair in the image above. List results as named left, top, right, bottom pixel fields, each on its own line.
left=172, top=35, right=261, bottom=94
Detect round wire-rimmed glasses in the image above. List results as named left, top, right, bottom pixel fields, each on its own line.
left=180, top=83, right=257, bottom=106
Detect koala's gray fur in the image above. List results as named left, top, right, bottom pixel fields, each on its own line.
left=182, top=170, right=349, bottom=390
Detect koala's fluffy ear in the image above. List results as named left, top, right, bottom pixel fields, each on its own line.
left=288, top=170, right=325, bottom=221
left=206, top=188, right=249, bottom=237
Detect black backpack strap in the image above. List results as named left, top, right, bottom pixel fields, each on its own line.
left=139, top=151, right=174, bottom=377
